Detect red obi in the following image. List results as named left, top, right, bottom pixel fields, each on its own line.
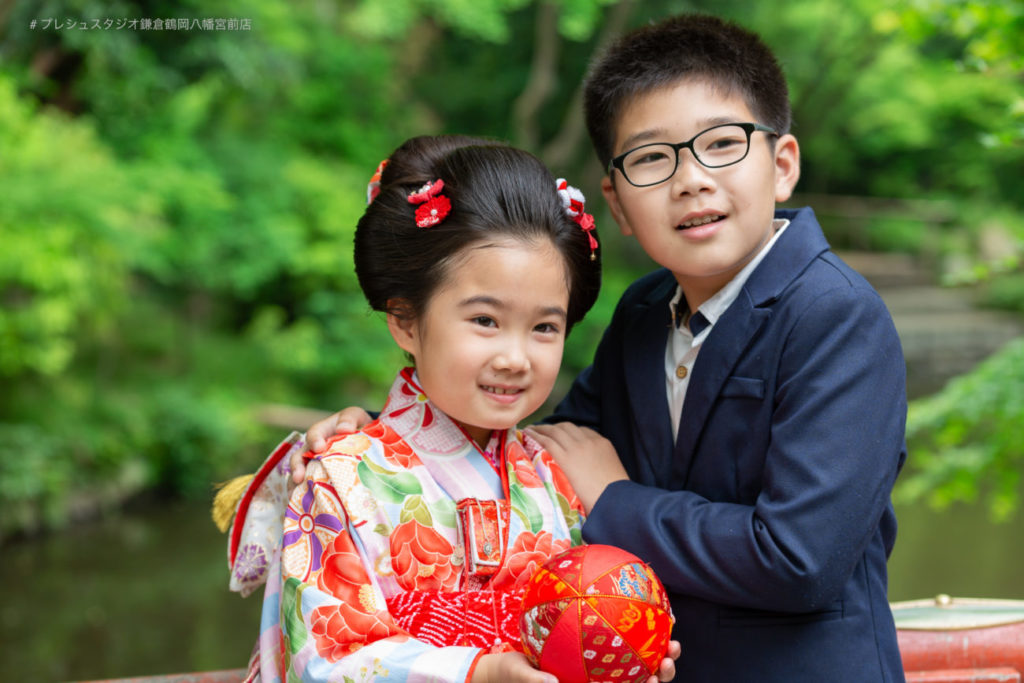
left=386, top=588, right=527, bottom=650
left=384, top=496, right=525, bottom=651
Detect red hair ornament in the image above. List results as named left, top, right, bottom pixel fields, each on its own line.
left=366, top=158, right=389, bottom=205
left=556, top=178, right=599, bottom=260
left=407, top=178, right=451, bottom=228
left=520, top=544, right=674, bottom=683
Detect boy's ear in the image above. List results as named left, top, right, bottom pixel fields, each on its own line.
left=600, top=175, right=635, bottom=237
left=773, top=134, right=801, bottom=203
left=385, top=299, right=419, bottom=357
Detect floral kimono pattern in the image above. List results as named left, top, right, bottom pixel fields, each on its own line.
left=229, top=368, right=585, bottom=683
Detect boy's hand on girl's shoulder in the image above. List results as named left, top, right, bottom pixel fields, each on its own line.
left=525, top=423, right=629, bottom=514
left=290, top=406, right=372, bottom=483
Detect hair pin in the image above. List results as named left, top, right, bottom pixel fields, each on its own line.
left=556, top=179, right=599, bottom=260
left=366, top=158, right=389, bottom=205
left=407, top=179, right=451, bottom=228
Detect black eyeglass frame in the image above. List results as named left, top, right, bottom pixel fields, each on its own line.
left=607, top=122, right=778, bottom=188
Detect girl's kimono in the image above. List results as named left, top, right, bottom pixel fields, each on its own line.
left=227, top=368, right=585, bottom=683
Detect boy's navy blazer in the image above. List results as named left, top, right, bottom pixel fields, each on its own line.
left=551, top=207, right=908, bottom=682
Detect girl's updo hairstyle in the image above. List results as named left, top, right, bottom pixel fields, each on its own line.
left=354, top=135, right=601, bottom=332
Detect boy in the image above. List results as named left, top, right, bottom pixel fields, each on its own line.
left=303, top=14, right=907, bottom=682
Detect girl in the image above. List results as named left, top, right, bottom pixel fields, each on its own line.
left=226, top=135, right=668, bottom=682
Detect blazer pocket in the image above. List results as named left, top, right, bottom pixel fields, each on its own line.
left=718, top=601, right=844, bottom=627
left=720, top=376, right=765, bottom=399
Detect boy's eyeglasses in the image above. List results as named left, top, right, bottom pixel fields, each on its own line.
left=608, top=122, right=778, bottom=187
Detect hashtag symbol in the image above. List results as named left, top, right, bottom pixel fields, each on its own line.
left=30, top=19, right=37, bottom=29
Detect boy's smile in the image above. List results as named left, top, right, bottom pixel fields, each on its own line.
left=601, top=80, right=800, bottom=310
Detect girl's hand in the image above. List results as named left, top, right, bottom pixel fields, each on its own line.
left=472, top=640, right=679, bottom=683
left=290, top=407, right=373, bottom=483
left=471, top=652, right=556, bottom=683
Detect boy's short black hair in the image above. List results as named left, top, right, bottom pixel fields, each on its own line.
left=584, top=13, right=792, bottom=168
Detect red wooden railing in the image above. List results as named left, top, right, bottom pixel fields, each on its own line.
left=75, top=596, right=1024, bottom=683
left=896, top=596, right=1024, bottom=683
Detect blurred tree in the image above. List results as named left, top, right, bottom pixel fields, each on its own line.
left=896, top=337, right=1024, bottom=521
left=1, top=0, right=1022, bottom=537
left=0, top=76, right=133, bottom=379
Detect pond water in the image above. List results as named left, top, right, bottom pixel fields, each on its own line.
left=2, top=488, right=1023, bottom=681
left=888, top=499, right=1024, bottom=604
left=0, top=497, right=261, bottom=681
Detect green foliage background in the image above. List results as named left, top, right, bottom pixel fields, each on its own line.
left=0, top=0, right=1022, bottom=541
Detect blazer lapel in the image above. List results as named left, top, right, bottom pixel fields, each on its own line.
left=671, top=207, right=829, bottom=488
left=623, top=275, right=676, bottom=480
left=671, top=302, right=771, bottom=487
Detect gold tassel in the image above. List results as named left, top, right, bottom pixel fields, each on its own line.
left=211, top=473, right=255, bottom=533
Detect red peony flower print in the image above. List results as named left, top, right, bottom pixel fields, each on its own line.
left=309, top=602, right=403, bottom=662
left=493, top=530, right=571, bottom=588
left=390, top=519, right=457, bottom=591
left=365, top=420, right=421, bottom=469
left=508, top=442, right=544, bottom=488
left=317, top=536, right=372, bottom=606
left=538, top=449, right=584, bottom=514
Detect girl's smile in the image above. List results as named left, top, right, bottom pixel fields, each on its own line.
left=388, top=237, right=570, bottom=447
left=481, top=384, right=524, bottom=403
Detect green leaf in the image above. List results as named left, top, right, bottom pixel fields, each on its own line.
left=281, top=577, right=308, bottom=655
left=358, top=460, right=422, bottom=504
left=898, top=337, right=1024, bottom=521
left=510, top=484, right=545, bottom=533
left=399, top=494, right=434, bottom=526
left=360, top=455, right=397, bottom=477
left=428, top=496, right=457, bottom=529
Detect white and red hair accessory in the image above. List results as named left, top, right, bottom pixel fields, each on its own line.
left=366, top=158, right=389, bottom=205
left=407, top=178, right=451, bottom=228
left=556, top=178, right=599, bottom=260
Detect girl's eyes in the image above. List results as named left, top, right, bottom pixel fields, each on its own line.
left=469, top=316, right=560, bottom=335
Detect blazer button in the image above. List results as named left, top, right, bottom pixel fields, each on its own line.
left=676, top=364, right=688, bottom=379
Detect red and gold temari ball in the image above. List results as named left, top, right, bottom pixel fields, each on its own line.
left=519, top=544, right=674, bottom=683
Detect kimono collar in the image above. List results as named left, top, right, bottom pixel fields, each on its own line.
left=377, top=367, right=517, bottom=503
left=379, top=367, right=514, bottom=461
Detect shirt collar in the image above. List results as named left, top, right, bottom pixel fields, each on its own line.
left=668, top=218, right=791, bottom=332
